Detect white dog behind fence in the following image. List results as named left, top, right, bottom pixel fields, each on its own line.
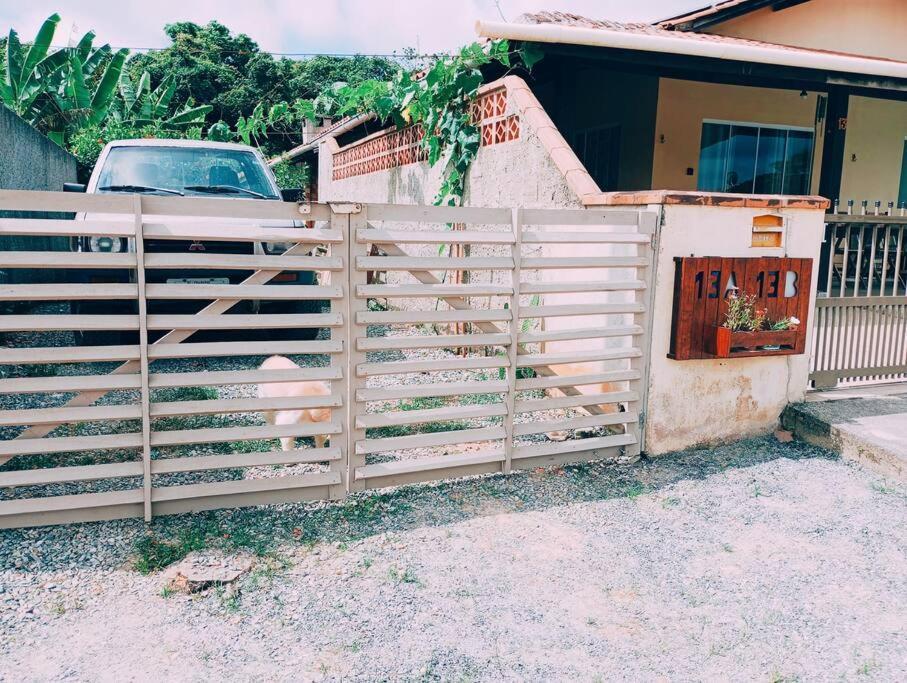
left=258, top=355, right=332, bottom=451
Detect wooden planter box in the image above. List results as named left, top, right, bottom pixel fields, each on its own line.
left=703, top=325, right=799, bottom=358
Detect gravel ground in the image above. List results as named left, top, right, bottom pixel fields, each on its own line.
left=1, top=316, right=607, bottom=500
left=2, top=437, right=906, bottom=681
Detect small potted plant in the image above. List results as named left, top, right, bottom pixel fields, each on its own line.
left=704, top=293, right=800, bottom=358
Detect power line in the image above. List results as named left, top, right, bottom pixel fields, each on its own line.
left=39, top=43, right=443, bottom=59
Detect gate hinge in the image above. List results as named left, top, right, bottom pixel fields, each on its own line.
left=329, top=202, right=363, bottom=215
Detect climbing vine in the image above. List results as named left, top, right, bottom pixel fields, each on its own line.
left=248, top=39, right=543, bottom=205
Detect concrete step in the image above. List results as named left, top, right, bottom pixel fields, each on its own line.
left=782, top=384, right=907, bottom=481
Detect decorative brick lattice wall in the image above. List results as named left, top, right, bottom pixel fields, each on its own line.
left=332, top=86, right=519, bottom=181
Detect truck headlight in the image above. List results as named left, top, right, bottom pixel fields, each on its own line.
left=263, top=242, right=291, bottom=255
left=88, top=236, right=125, bottom=253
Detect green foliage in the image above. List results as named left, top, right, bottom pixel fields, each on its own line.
left=249, top=38, right=541, bottom=206
left=3, top=13, right=540, bottom=201
left=1, top=13, right=129, bottom=143
left=112, top=70, right=211, bottom=130
left=271, top=160, right=310, bottom=190
left=123, top=21, right=396, bottom=154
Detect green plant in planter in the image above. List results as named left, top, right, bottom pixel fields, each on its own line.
left=723, top=293, right=799, bottom=332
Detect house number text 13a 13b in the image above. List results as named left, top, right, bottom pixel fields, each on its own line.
left=669, top=256, right=813, bottom=361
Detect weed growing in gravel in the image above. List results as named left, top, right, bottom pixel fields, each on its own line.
left=387, top=565, right=421, bottom=586
left=624, top=482, right=646, bottom=498
left=768, top=673, right=800, bottom=683
left=216, top=585, right=241, bottom=613
left=133, top=528, right=209, bottom=574
left=856, top=659, right=879, bottom=676
left=160, top=586, right=175, bottom=598
left=870, top=481, right=896, bottom=495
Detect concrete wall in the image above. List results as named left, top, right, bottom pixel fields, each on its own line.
left=318, top=120, right=581, bottom=210
left=0, top=105, right=77, bottom=193
left=0, top=106, right=78, bottom=281
left=840, top=95, right=907, bottom=208
left=642, top=202, right=826, bottom=455
left=706, top=0, right=907, bottom=63
left=651, top=79, right=821, bottom=193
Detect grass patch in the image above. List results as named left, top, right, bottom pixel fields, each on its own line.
left=624, top=482, right=646, bottom=498
left=133, top=526, right=210, bottom=574
left=150, top=386, right=218, bottom=403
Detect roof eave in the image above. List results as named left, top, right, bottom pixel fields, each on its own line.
left=475, top=19, right=907, bottom=84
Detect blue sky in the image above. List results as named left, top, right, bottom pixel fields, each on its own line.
left=0, top=0, right=698, bottom=56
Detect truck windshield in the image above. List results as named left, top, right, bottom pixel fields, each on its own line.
left=96, top=146, right=279, bottom=199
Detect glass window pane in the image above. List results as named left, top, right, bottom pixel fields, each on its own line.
left=754, top=128, right=787, bottom=194
left=782, top=130, right=814, bottom=195
left=697, top=123, right=729, bottom=191
left=725, top=125, right=758, bottom=193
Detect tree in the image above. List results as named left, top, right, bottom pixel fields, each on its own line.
left=124, top=21, right=397, bottom=154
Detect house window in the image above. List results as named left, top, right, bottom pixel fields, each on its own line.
left=697, top=120, right=814, bottom=195
left=572, top=124, right=621, bottom=192
left=899, top=139, right=907, bottom=208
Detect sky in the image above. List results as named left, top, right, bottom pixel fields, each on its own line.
left=0, top=0, right=699, bottom=57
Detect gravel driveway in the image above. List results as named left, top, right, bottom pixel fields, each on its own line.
left=1, top=437, right=906, bottom=681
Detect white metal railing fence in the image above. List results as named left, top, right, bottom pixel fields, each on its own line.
left=0, top=190, right=655, bottom=528
left=811, top=215, right=907, bottom=388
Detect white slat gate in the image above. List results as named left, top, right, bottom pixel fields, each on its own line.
left=0, top=191, right=655, bottom=528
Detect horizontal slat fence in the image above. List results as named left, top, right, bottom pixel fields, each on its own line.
left=811, top=216, right=907, bottom=388
left=348, top=205, right=653, bottom=490
left=0, top=191, right=654, bottom=528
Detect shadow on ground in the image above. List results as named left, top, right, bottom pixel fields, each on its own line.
left=1, top=436, right=836, bottom=572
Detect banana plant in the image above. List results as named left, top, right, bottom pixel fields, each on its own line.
left=113, top=70, right=211, bottom=129
left=0, top=14, right=69, bottom=122
left=1, top=13, right=129, bottom=143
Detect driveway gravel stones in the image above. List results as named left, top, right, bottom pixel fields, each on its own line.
left=1, top=437, right=905, bottom=681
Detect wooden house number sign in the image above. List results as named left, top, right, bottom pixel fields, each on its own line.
left=669, top=256, right=812, bottom=360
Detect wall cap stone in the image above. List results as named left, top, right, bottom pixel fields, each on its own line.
left=582, top=190, right=831, bottom=210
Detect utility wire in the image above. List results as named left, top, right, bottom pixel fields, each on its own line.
left=38, top=43, right=443, bottom=58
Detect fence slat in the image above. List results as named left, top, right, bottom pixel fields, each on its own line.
left=151, top=448, right=341, bottom=474
left=357, top=333, right=510, bottom=351
left=143, top=253, right=343, bottom=271
left=144, top=284, right=343, bottom=300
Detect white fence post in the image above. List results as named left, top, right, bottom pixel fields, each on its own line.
left=503, top=207, right=523, bottom=474
left=330, top=203, right=353, bottom=499
left=628, top=209, right=659, bottom=456
left=132, top=194, right=154, bottom=521
left=346, top=204, right=369, bottom=492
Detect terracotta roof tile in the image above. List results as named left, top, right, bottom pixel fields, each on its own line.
left=517, top=10, right=907, bottom=66
left=657, top=0, right=766, bottom=29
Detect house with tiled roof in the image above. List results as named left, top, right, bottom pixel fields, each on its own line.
left=276, top=1, right=906, bottom=449
left=284, top=0, right=905, bottom=216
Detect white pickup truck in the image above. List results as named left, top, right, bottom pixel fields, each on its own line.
left=65, top=138, right=319, bottom=345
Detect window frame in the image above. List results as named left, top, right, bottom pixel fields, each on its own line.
left=898, top=137, right=907, bottom=208
left=698, top=118, right=816, bottom=195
